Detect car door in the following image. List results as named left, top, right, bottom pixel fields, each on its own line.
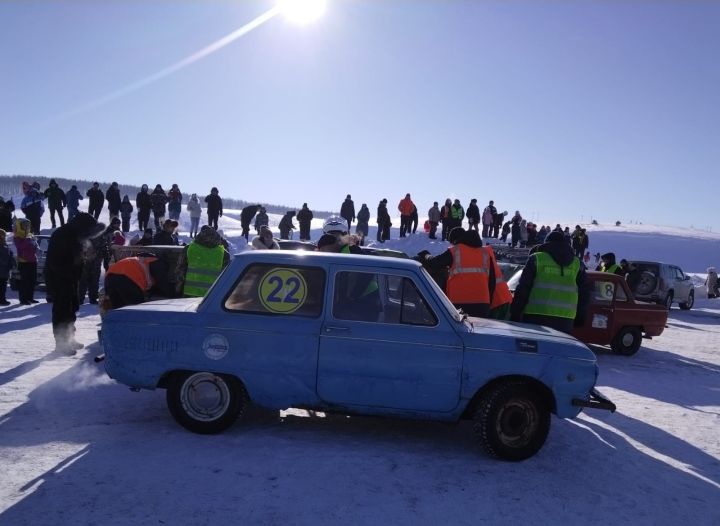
left=317, top=266, right=464, bottom=413
left=578, top=278, right=618, bottom=345
left=671, top=266, right=691, bottom=302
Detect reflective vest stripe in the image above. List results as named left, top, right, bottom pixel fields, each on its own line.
left=446, top=244, right=491, bottom=304
left=486, top=246, right=513, bottom=309
left=184, top=244, right=224, bottom=297
left=524, top=252, right=580, bottom=319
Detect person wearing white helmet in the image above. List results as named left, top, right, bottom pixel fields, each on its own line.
left=323, top=215, right=347, bottom=236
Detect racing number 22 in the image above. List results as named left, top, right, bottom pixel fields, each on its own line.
left=258, top=268, right=308, bottom=314
left=266, top=275, right=301, bottom=304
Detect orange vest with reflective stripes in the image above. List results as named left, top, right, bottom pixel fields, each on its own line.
left=105, top=257, right=156, bottom=292
left=485, top=246, right=513, bottom=308
left=446, top=244, right=490, bottom=304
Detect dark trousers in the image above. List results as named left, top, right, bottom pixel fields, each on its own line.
left=299, top=223, right=311, bottom=241
left=50, top=207, right=65, bottom=228
left=138, top=209, right=150, bottom=231
left=153, top=211, right=164, bottom=230
left=104, top=274, right=145, bottom=309
left=241, top=223, right=250, bottom=241
left=482, top=224, right=491, bottom=237
left=441, top=221, right=450, bottom=241
left=51, top=279, right=80, bottom=344
left=208, top=213, right=219, bottom=230
left=67, top=207, right=79, bottom=221
left=428, top=221, right=438, bottom=239
left=399, top=215, right=411, bottom=237
left=89, top=205, right=102, bottom=220
left=17, top=262, right=37, bottom=303
left=79, top=258, right=101, bottom=303
left=0, top=278, right=7, bottom=302
left=491, top=224, right=500, bottom=238
left=121, top=216, right=131, bottom=233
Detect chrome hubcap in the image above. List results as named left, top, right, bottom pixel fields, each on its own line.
left=180, top=373, right=230, bottom=422
left=622, top=332, right=635, bottom=347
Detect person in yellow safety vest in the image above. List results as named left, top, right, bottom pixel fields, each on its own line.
left=184, top=226, right=230, bottom=297
left=485, top=245, right=513, bottom=320
left=423, top=227, right=495, bottom=318
left=104, top=255, right=172, bottom=309
left=599, top=252, right=622, bottom=275
left=510, top=231, right=590, bottom=334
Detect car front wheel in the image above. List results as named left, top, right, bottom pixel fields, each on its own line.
left=611, top=326, right=642, bottom=356
left=166, top=371, right=248, bottom=434
left=664, top=292, right=674, bottom=310
left=473, top=382, right=551, bottom=461
left=679, top=290, right=694, bottom=310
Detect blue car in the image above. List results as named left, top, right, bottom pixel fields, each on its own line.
left=102, top=251, right=614, bottom=461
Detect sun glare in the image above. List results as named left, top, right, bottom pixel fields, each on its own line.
left=278, top=0, right=327, bottom=25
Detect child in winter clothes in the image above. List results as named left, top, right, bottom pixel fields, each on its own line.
left=0, top=229, right=16, bottom=305
left=12, top=218, right=39, bottom=304
left=186, top=194, right=202, bottom=238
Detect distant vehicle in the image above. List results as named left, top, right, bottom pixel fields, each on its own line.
left=101, top=251, right=615, bottom=461
left=9, top=234, right=51, bottom=290
left=629, top=261, right=695, bottom=310
left=507, top=269, right=668, bottom=356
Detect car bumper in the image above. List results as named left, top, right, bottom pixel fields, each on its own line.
left=572, top=388, right=616, bottom=412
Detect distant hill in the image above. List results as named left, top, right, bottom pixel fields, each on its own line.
left=0, top=174, right=335, bottom=218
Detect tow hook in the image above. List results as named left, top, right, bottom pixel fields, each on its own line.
left=572, top=388, right=616, bottom=412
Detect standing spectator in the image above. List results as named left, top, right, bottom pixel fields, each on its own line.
left=492, top=210, right=506, bottom=238
left=705, top=267, right=719, bottom=299
left=563, top=226, right=572, bottom=245
left=240, top=204, right=261, bottom=241
left=536, top=225, right=549, bottom=244
left=136, top=184, right=152, bottom=231
left=44, top=179, right=67, bottom=228
left=440, top=198, right=452, bottom=241
left=186, top=193, right=202, bottom=238
left=153, top=219, right=180, bottom=246
left=449, top=199, right=465, bottom=231
left=106, top=182, right=121, bottom=219
left=510, top=231, right=590, bottom=334
left=501, top=220, right=511, bottom=243
left=205, top=187, right=223, bottom=230
left=466, top=198, right=480, bottom=233
left=427, top=202, right=440, bottom=239
left=21, top=182, right=45, bottom=234
left=13, top=218, right=39, bottom=304
left=65, top=185, right=83, bottom=221
left=0, top=228, right=16, bottom=306
left=120, top=195, right=134, bottom=233
left=340, top=194, right=355, bottom=233
left=571, top=226, right=588, bottom=258
left=86, top=182, right=104, bottom=220
left=79, top=216, right=118, bottom=305
left=150, top=184, right=169, bottom=230
left=410, top=204, right=419, bottom=234
left=356, top=203, right=370, bottom=241
left=0, top=197, right=15, bottom=232
left=600, top=253, right=622, bottom=274
left=278, top=211, right=296, bottom=240
left=397, top=193, right=414, bottom=237
left=510, top=211, right=522, bottom=247
left=520, top=219, right=528, bottom=247
left=482, top=200, right=497, bottom=238
left=183, top=226, right=230, bottom=297
left=45, top=213, right=105, bottom=354
left=526, top=222, right=538, bottom=246
left=167, top=184, right=183, bottom=221
left=254, top=207, right=269, bottom=233
left=376, top=198, right=391, bottom=242
left=297, top=203, right=314, bottom=241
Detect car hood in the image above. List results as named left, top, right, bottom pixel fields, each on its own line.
left=104, top=298, right=202, bottom=325
left=461, top=317, right=596, bottom=361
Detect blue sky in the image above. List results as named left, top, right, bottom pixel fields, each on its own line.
left=1, top=1, right=718, bottom=229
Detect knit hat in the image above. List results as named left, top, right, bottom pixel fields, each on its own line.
left=546, top=231, right=565, bottom=243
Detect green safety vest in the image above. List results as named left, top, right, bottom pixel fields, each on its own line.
left=184, top=243, right=225, bottom=297
left=603, top=263, right=620, bottom=274
left=451, top=206, right=464, bottom=219
left=524, top=252, right=580, bottom=319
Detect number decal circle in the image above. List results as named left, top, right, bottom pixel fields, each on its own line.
left=258, top=268, right=307, bottom=313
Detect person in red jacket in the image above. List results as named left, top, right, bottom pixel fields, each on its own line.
left=398, top=193, right=415, bottom=238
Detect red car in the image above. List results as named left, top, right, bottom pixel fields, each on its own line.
left=571, top=272, right=668, bottom=356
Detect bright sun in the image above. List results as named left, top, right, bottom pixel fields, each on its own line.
left=278, top=0, right=327, bottom=25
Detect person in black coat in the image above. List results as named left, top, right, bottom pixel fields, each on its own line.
left=240, top=204, right=261, bottom=241
left=296, top=203, right=313, bottom=241
left=510, top=231, right=590, bottom=334
left=120, top=195, right=134, bottom=233
left=278, top=211, right=296, bottom=240
left=106, top=182, right=122, bottom=219
left=0, top=197, right=15, bottom=232
left=340, top=194, right=355, bottom=232
left=150, top=184, right=169, bottom=230
left=44, top=179, right=67, bottom=228
left=205, top=187, right=223, bottom=230
left=136, top=184, right=152, bottom=231
left=466, top=199, right=480, bottom=232
left=376, top=199, right=391, bottom=242
left=45, top=213, right=105, bottom=354
left=86, top=182, right=104, bottom=220
left=153, top=219, right=180, bottom=246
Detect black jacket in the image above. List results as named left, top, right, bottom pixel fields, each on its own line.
left=44, top=181, right=66, bottom=209
left=297, top=206, right=313, bottom=226
left=136, top=190, right=152, bottom=212
left=240, top=205, right=260, bottom=226
left=151, top=189, right=168, bottom=215
left=46, top=213, right=104, bottom=287
left=87, top=187, right=104, bottom=208
left=340, top=199, right=355, bottom=222
left=205, top=194, right=223, bottom=216
left=377, top=203, right=390, bottom=225
left=466, top=203, right=480, bottom=224
left=106, top=185, right=122, bottom=213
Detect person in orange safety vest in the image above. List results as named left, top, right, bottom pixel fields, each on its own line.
left=103, top=255, right=172, bottom=309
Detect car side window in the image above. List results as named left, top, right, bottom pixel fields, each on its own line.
left=614, top=284, right=627, bottom=301
left=224, top=264, right=325, bottom=317
left=333, top=272, right=437, bottom=326
left=592, top=281, right=615, bottom=303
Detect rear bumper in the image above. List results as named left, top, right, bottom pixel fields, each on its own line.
left=572, top=388, right=616, bottom=412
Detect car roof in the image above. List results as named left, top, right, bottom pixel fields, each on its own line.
left=235, top=249, right=421, bottom=269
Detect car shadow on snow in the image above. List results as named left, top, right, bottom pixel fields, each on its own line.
left=1, top=362, right=720, bottom=524
left=668, top=308, right=720, bottom=326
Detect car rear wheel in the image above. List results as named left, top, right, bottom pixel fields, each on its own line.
left=611, top=326, right=642, bottom=356
left=473, top=382, right=550, bottom=461
left=679, top=290, right=694, bottom=310
left=663, top=292, right=674, bottom=310
left=166, top=371, right=248, bottom=434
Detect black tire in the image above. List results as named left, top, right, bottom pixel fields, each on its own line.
left=679, top=290, right=694, bottom=310
left=664, top=292, right=674, bottom=310
left=166, top=371, right=248, bottom=434
left=473, top=382, right=551, bottom=461
left=634, top=271, right=658, bottom=296
left=610, top=326, right=642, bottom=356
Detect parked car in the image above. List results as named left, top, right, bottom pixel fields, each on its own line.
left=101, top=251, right=615, bottom=461
left=9, top=234, right=51, bottom=290
left=571, top=272, right=668, bottom=356
left=629, top=261, right=695, bottom=310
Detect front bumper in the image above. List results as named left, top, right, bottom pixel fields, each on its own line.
left=572, top=388, right=616, bottom=412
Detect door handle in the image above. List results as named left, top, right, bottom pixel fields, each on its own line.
left=324, top=326, right=350, bottom=333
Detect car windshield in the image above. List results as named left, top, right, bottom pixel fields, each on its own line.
left=420, top=267, right=463, bottom=323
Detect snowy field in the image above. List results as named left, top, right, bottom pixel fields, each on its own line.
left=1, top=203, right=719, bottom=525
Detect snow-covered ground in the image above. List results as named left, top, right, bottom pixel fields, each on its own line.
left=1, top=203, right=719, bottom=525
